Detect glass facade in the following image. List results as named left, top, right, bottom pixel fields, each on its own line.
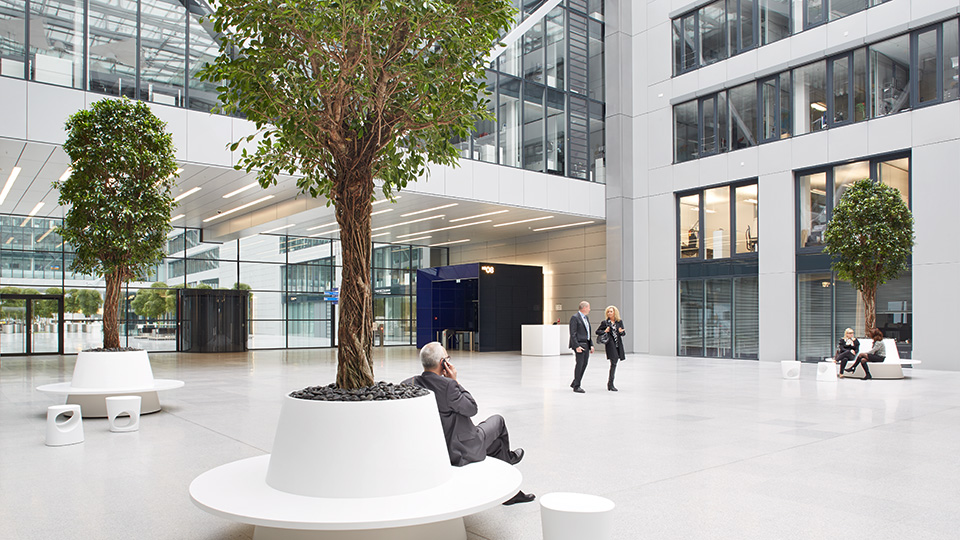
left=795, top=153, right=911, bottom=361
left=0, top=217, right=447, bottom=354
left=674, top=16, right=960, bottom=163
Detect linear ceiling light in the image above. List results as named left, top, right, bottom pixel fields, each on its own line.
left=203, top=195, right=275, bottom=223
left=19, top=202, right=45, bottom=226
left=430, top=239, right=470, bottom=246
left=4, top=236, right=12, bottom=244
left=401, top=235, right=433, bottom=242
left=0, top=166, right=22, bottom=205
left=223, top=182, right=259, bottom=198
left=371, top=232, right=390, bottom=238
left=372, top=208, right=393, bottom=216
left=533, top=220, right=595, bottom=232
left=173, top=186, right=202, bottom=202
left=59, top=167, right=73, bottom=182
left=493, top=216, right=553, bottom=227
left=372, top=214, right=445, bottom=232
left=449, top=210, right=508, bottom=223
left=310, top=229, right=340, bottom=237
left=261, top=224, right=296, bottom=234
left=401, top=203, right=458, bottom=217
left=307, top=221, right=338, bottom=231
left=171, top=214, right=185, bottom=222
left=395, top=220, right=491, bottom=238
left=372, top=196, right=401, bottom=206
left=37, top=224, right=56, bottom=243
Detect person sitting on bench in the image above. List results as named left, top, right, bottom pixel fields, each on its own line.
left=835, top=328, right=860, bottom=379
left=847, top=329, right=885, bottom=380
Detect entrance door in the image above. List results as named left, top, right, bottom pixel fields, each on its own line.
left=0, top=294, right=64, bottom=355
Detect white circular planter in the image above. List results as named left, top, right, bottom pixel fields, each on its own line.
left=36, top=350, right=184, bottom=417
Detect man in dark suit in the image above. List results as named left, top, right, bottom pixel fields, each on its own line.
left=404, top=342, right=535, bottom=505
left=569, top=300, right=594, bottom=393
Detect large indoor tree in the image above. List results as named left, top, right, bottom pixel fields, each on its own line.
left=823, top=179, right=914, bottom=334
left=201, top=0, right=514, bottom=388
left=57, top=98, right=179, bottom=350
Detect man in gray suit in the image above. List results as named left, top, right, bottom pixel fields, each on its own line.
left=405, top=341, right=535, bottom=505
left=569, top=300, right=594, bottom=393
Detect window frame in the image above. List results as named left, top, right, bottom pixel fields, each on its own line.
left=676, top=179, right=760, bottom=263
left=911, top=24, right=944, bottom=109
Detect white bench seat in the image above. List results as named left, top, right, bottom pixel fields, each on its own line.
left=844, top=338, right=920, bottom=379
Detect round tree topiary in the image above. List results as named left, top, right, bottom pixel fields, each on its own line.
left=823, top=179, right=914, bottom=334
left=56, top=98, right=179, bottom=350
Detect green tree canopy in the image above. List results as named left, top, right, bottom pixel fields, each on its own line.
left=202, top=0, right=513, bottom=388
left=131, top=282, right=176, bottom=320
left=823, top=179, right=914, bottom=333
left=65, top=289, right=104, bottom=318
left=56, top=98, right=179, bottom=349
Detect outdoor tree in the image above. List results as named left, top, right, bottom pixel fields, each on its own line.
left=823, top=179, right=914, bottom=333
left=66, top=289, right=104, bottom=318
left=131, top=282, right=177, bottom=320
left=202, top=0, right=514, bottom=388
left=56, top=98, right=179, bottom=349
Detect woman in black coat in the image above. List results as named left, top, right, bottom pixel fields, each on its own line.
left=596, top=305, right=626, bottom=391
left=835, top=327, right=859, bottom=378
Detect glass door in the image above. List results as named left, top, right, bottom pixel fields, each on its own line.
left=0, top=294, right=63, bottom=355
left=0, top=296, right=27, bottom=355
left=31, top=297, right=62, bottom=354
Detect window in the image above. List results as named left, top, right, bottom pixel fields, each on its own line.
left=704, top=187, right=730, bottom=260
left=804, top=0, right=871, bottom=29
left=870, top=34, right=910, bottom=117
left=794, top=60, right=827, bottom=134
left=798, top=171, right=827, bottom=249
left=545, top=88, right=565, bottom=176
left=88, top=0, right=139, bottom=98
left=700, top=92, right=728, bottom=157
left=915, top=27, right=940, bottom=106
left=829, top=49, right=867, bottom=125
left=735, top=184, right=759, bottom=254
left=0, top=0, right=25, bottom=79
left=588, top=18, right=603, bottom=101
left=678, top=181, right=758, bottom=261
left=498, top=75, right=522, bottom=168
left=760, top=72, right=791, bottom=141
left=140, top=0, right=186, bottom=106
left=188, top=9, right=221, bottom=112
left=674, top=101, right=698, bottom=163
left=545, top=7, right=564, bottom=90
left=522, top=83, right=545, bottom=171
left=29, top=0, right=83, bottom=88
left=674, top=13, right=698, bottom=75
left=760, top=0, right=792, bottom=45
left=729, top=82, right=758, bottom=149
left=679, top=193, right=701, bottom=259
left=699, top=1, right=728, bottom=66
left=589, top=100, right=605, bottom=183
left=678, top=280, right=704, bottom=355
left=473, top=72, right=497, bottom=164
left=945, top=19, right=959, bottom=101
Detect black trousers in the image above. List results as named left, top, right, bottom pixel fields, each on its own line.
left=607, top=358, right=618, bottom=386
left=572, top=343, right=590, bottom=388
left=836, top=350, right=856, bottom=372
left=477, top=414, right=511, bottom=463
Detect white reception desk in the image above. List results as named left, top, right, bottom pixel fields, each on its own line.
left=521, top=325, right=573, bottom=356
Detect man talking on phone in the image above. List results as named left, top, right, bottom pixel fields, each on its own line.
left=404, top=341, right=535, bottom=505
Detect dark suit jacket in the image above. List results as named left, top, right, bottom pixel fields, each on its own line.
left=569, top=312, right=593, bottom=350
left=596, top=319, right=626, bottom=361
left=403, top=371, right=485, bottom=466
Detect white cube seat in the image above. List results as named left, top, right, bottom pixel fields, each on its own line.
left=540, top=492, right=615, bottom=540
left=46, top=404, right=84, bottom=446
left=106, top=396, right=142, bottom=432
left=817, top=360, right=837, bottom=381
left=781, top=361, right=801, bottom=380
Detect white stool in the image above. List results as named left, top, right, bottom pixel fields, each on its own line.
left=817, top=360, right=837, bottom=381
left=46, top=404, right=84, bottom=446
left=106, top=396, right=142, bottom=432
left=780, top=361, right=801, bottom=380
left=540, top=492, right=615, bottom=540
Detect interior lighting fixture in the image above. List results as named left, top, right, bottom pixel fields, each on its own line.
left=223, top=182, right=259, bottom=198
left=0, top=166, right=22, bottom=205
left=810, top=102, right=827, bottom=112
left=19, top=202, right=45, bottom=226
left=59, top=167, right=73, bottom=182
left=532, top=220, right=596, bottom=232
left=745, top=198, right=758, bottom=204
left=203, top=195, right=275, bottom=223
left=449, top=210, right=509, bottom=222
left=811, top=189, right=827, bottom=195
left=371, top=232, right=390, bottom=238
left=493, top=216, right=553, bottom=227
left=4, top=236, right=13, bottom=244
left=402, top=235, right=433, bottom=242
left=37, top=224, right=56, bottom=243
left=372, top=196, right=401, bottom=205
left=372, top=214, right=445, bottom=232
left=401, top=203, right=458, bottom=217
left=372, top=208, right=394, bottom=216
left=429, top=239, right=470, bottom=246
left=173, top=186, right=202, bottom=202
left=310, top=229, right=340, bottom=237
left=395, top=220, right=491, bottom=238
left=261, top=224, right=296, bottom=234
left=704, top=209, right=716, bottom=214
left=307, top=221, right=338, bottom=231
left=173, top=168, right=184, bottom=176
left=171, top=214, right=185, bottom=222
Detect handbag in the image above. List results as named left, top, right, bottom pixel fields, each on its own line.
left=597, top=329, right=610, bottom=345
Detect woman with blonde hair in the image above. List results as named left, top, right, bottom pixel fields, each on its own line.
left=595, top=305, right=626, bottom=391
left=835, top=328, right=859, bottom=378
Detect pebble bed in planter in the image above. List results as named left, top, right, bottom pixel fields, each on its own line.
left=290, top=382, right=429, bottom=402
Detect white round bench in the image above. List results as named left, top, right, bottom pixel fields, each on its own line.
left=540, top=492, right=615, bottom=540
left=190, top=392, right=522, bottom=540
left=36, top=350, right=183, bottom=417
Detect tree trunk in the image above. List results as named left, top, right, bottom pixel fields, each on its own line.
left=334, top=168, right=376, bottom=389
left=102, top=270, right=123, bottom=349
left=861, top=286, right=877, bottom=335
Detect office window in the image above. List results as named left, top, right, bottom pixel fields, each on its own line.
left=797, top=273, right=832, bottom=361
left=798, top=171, right=827, bottom=249
left=829, top=0, right=867, bottom=20
left=589, top=100, right=605, bottom=183
left=88, top=0, right=138, bottom=98
left=699, top=1, right=728, bottom=66
left=679, top=280, right=705, bottom=356
left=140, top=0, right=186, bottom=106
left=945, top=19, right=959, bottom=100
left=679, top=181, right=757, bottom=261
left=588, top=18, right=603, bottom=101
left=498, top=75, right=522, bottom=168
left=878, top=156, right=909, bottom=207
left=545, top=6, right=564, bottom=90
left=522, top=18, right=544, bottom=84
left=831, top=55, right=850, bottom=124
left=473, top=72, right=497, bottom=164
left=187, top=10, right=220, bottom=112
left=704, top=187, right=730, bottom=260
left=704, top=279, right=732, bottom=357
left=674, top=101, right=698, bottom=163
left=853, top=49, right=868, bottom=121
left=498, top=40, right=521, bottom=78
left=733, top=276, right=759, bottom=358
left=729, top=82, right=758, bottom=149
left=679, top=193, right=700, bottom=259
left=832, top=160, right=870, bottom=208
left=794, top=60, right=827, bottom=134
left=545, top=88, right=565, bottom=176
left=28, top=0, right=83, bottom=88
left=760, top=0, right=791, bottom=45
left=915, top=27, right=940, bottom=106
left=522, top=83, right=545, bottom=171
left=735, top=184, right=759, bottom=254
left=674, top=13, right=698, bottom=74
left=760, top=72, right=790, bottom=141
left=870, top=34, right=910, bottom=117
left=729, top=0, right=756, bottom=54
left=0, top=0, right=25, bottom=79
left=804, top=0, right=825, bottom=28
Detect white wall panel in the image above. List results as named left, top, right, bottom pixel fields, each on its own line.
left=647, top=278, right=677, bottom=356
left=757, top=139, right=792, bottom=176
left=867, top=112, right=913, bottom=155
left=148, top=103, right=188, bottom=161
left=758, top=271, right=795, bottom=362
left=185, top=112, right=232, bottom=166
left=911, top=102, right=960, bottom=148
left=26, top=83, right=84, bottom=145
left=912, top=140, right=960, bottom=266
left=827, top=121, right=870, bottom=164
left=0, top=77, right=27, bottom=139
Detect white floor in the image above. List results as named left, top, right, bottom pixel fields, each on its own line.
left=1, top=348, right=958, bottom=540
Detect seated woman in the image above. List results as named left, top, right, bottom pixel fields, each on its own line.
left=835, top=328, right=859, bottom=379
left=847, top=329, right=885, bottom=380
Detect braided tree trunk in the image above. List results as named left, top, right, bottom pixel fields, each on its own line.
left=334, top=166, right=376, bottom=389
left=102, top=270, right=123, bottom=350
left=861, top=286, right=877, bottom=335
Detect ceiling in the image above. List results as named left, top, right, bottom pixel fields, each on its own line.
left=0, top=138, right=602, bottom=247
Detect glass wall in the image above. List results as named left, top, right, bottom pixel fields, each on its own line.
left=674, top=17, right=960, bottom=163
left=678, top=276, right=758, bottom=359
left=802, top=0, right=891, bottom=30
left=0, top=218, right=447, bottom=354
left=677, top=180, right=759, bottom=261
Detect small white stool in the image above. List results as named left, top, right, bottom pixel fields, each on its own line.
left=817, top=360, right=837, bottom=381
left=780, top=361, right=801, bottom=380
left=106, top=396, right=142, bottom=432
left=46, top=404, right=84, bottom=446
left=540, top=492, right=615, bottom=540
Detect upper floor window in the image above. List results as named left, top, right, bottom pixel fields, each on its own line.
left=803, top=0, right=892, bottom=30
left=678, top=181, right=759, bottom=261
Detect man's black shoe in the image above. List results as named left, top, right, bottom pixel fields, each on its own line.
left=509, top=448, right=524, bottom=465
left=573, top=387, right=585, bottom=393
left=502, top=490, right=536, bottom=506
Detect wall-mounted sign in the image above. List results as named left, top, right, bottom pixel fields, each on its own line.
left=481, top=265, right=495, bottom=274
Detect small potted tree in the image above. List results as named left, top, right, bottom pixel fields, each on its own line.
left=42, top=98, right=184, bottom=415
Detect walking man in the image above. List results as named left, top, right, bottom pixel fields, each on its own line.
left=568, top=301, right=594, bottom=393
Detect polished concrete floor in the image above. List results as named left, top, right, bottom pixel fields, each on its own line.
left=1, top=348, right=958, bottom=540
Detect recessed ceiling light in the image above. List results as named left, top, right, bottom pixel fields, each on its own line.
left=223, top=182, right=259, bottom=198
left=395, top=220, right=491, bottom=238
left=493, top=216, right=554, bottom=227
left=533, top=220, right=595, bottom=232
left=449, top=210, right=509, bottom=222
left=4, top=236, right=13, bottom=245
left=429, top=239, right=470, bottom=246
left=401, top=235, right=433, bottom=242
left=171, top=214, right=185, bottom=222
left=59, top=167, right=73, bottom=182
left=372, top=208, right=393, bottom=216
left=372, top=196, right=401, bottom=206
left=0, top=166, right=22, bottom=205
left=173, top=168, right=184, bottom=176
left=371, top=232, right=390, bottom=238
left=19, top=202, right=45, bottom=226
left=307, top=221, right=338, bottom=231
left=173, top=186, right=202, bottom=202
left=401, top=203, right=458, bottom=217
left=310, top=229, right=340, bottom=237
left=372, top=214, right=446, bottom=232
left=203, top=195, right=275, bottom=222
left=37, top=225, right=56, bottom=243
left=261, top=224, right=296, bottom=234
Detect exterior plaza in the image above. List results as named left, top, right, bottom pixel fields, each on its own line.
left=1, top=1, right=959, bottom=539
